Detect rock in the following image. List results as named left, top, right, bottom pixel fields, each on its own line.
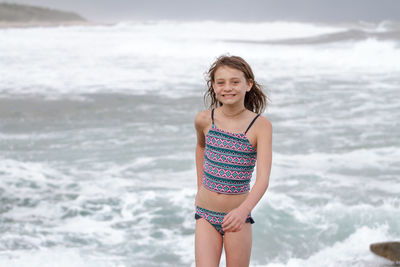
left=370, top=241, right=400, bottom=263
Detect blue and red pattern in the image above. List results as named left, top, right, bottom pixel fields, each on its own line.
left=202, top=123, right=257, bottom=194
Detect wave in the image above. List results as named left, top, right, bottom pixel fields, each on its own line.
left=224, top=29, right=400, bottom=45
left=222, top=20, right=400, bottom=45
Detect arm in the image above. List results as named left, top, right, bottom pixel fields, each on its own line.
left=221, top=116, right=272, bottom=232
left=239, top=117, right=272, bottom=213
left=195, top=144, right=205, bottom=191
left=194, top=111, right=207, bottom=192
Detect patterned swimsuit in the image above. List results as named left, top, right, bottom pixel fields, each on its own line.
left=195, top=108, right=260, bottom=235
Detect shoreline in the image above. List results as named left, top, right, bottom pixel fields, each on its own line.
left=0, top=20, right=117, bottom=29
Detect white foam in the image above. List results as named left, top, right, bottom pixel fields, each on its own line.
left=0, top=21, right=398, bottom=98
left=0, top=248, right=117, bottom=267
left=53, top=217, right=125, bottom=245
left=257, top=225, right=398, bottom=267
left=272, top=146, right=400, bottom=179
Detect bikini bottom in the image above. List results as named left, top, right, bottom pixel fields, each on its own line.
left=194, top=205, right=255, bottom=236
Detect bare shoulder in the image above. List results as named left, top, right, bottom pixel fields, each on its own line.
left=194, top=109, right=211, bottom=132
left=255, top=114, right=272, bottom=136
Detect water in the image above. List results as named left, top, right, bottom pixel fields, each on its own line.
left=0, top=20, right=399, bottom=267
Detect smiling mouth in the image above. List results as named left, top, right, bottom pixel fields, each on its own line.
left=222, top=94, right=236, bottom=97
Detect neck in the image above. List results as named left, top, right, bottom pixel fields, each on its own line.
left=220, top=105, right=246, bottom=117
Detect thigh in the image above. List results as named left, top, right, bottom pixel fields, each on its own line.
left=223, top=222, right=252, bottom=267
left=195, top=217, right=224, bottom=267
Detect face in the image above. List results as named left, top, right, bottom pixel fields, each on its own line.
left=212, top=66, right=253, bottom=105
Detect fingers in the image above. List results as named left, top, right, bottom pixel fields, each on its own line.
left=222, top=217, right=243, bottom=232
left=223, top=222, right=242, bottom=232
left=222, top=210, right=246, bottom=232
left=221, top=213, right=231, bottom=228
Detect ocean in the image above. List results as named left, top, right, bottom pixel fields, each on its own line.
left=0, top=20, right=399, bottom=267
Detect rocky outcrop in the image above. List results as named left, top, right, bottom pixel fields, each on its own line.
left=370, top=241, right=400, bottom=263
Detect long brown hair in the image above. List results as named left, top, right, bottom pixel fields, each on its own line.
left=203, top=54, right=269, bottom=114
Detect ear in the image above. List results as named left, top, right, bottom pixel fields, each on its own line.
left=212, top=81, right=217, bottom=92
left=247, top=80, right=253, bottom=92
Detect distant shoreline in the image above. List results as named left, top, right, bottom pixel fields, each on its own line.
left=0, top=20, right=117, bottom=29
left=0, top=2, right=116, bottom=29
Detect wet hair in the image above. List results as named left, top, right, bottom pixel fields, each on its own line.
left=203, top=54, right=269, bottom=114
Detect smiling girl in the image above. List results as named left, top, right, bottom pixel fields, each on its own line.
left=194, top=55, right=272, bottom=266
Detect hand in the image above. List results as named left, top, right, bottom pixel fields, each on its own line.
left=221, top=207, right=249, bottom=233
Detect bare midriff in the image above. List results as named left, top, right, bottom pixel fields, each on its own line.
left=196, top=184, right=249, bottom=213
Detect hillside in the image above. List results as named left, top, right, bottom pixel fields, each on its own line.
left=0, top=2, right=86, bottom=22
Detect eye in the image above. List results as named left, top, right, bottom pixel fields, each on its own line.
left=233, top=81, right=239, bottom=84
left=217, top=82, right=224, bottom=85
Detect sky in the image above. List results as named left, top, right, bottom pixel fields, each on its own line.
left=3, top=0, right=400, bottom=23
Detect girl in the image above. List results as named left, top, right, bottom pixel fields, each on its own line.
left=194, top=55, right=272, bottom=267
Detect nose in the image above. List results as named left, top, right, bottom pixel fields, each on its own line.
left=223, top=84, right=233, bottom=91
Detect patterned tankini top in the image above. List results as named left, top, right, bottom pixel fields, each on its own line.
left=202, top=108, right=260, bottom=194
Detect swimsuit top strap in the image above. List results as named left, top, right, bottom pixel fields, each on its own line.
left=211, top=108, right=215, bottom=124
left=244, top=114, right=261, bottom=134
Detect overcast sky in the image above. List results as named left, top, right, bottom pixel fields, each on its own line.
left=3, top=0, right=400, bottom=23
